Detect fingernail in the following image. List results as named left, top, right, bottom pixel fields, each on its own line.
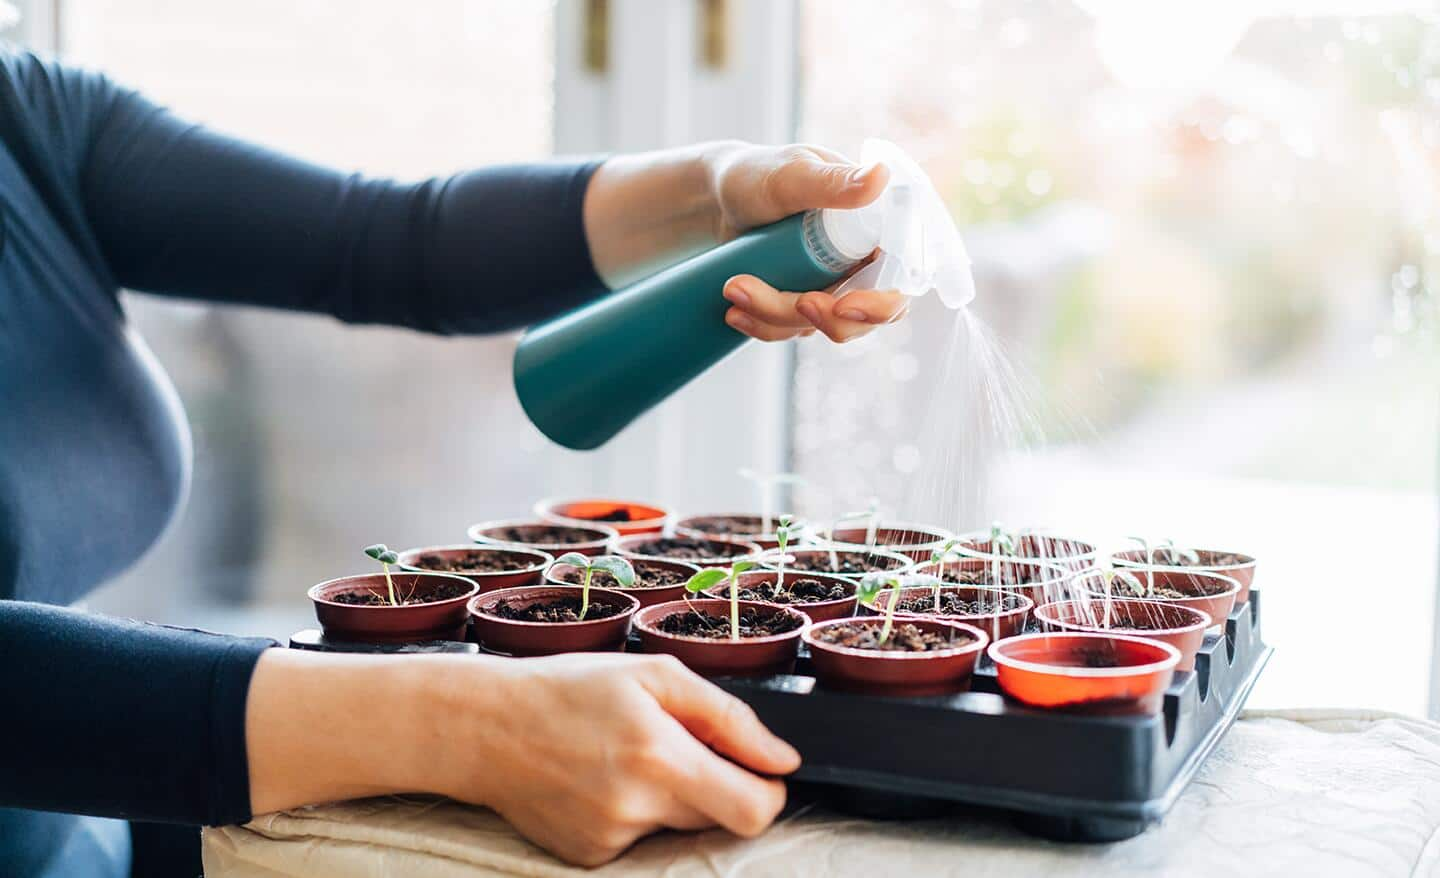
left=837, top=309, right=868, bottom=322
left=849, top=162, right=880, bottom=185
left=796, top=302, right=821, bottom=325
left=724, top=285, right=752, bottom=308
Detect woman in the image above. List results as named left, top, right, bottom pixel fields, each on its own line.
left=0, top=48, right=907, bottom=876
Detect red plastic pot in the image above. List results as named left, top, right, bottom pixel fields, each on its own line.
left=954, top=532, right=1097, bottom=572
left=468, top=585, right=639, bottom=656
left=861, top=584, right=1034, bottom=642
left=674, top=513, right=808, bottom=551
left=534, top=497, right=669, bottom=535
left=988, top=632, right=1181, bottom=715
left=1111, top=548, right=1256, bottom=605
left=1034, top=599, right=1211, bottom=672
left=545, top=557, right=699, bottom=607
left=756, top=547, right=913, bottom=581
left=703, top=570, right=857, bottom=622
left=804, top=617, right=989, bottom=696
left=632, top=599, right=807, bottom=677
left=309, top=572, right=479, bottom=644
left=1075, top=567, right=1240, bottom=632
left=610, top=533, right=761, bottom=566
left=911, top=555, right=1071, bottom=608
left=396, top=544, right=551, bottom=594
left=467, top=517, right=617, bottom=557
left=826, top=520, right=954, bottom=564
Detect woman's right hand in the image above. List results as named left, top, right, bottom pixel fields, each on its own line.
left=246, top=649, right=800, bottom=867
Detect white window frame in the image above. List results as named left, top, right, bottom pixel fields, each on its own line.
left=547, top=0, right=799, bottom=515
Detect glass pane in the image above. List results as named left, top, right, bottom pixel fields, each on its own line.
left=64, top=0, right=558, bottom=637
left=797, top=2, right=1439, bottom=713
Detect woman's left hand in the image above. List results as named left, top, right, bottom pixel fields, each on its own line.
left=706, top=143, right=909, bottom=344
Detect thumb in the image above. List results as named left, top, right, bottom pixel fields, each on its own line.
left=767, top=157, right=890, bottom=216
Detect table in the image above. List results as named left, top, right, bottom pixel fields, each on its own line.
left=204, top=709, right=1440, bottom=877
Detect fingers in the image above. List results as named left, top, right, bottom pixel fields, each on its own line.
left=725, top=308, right=813, bottom=342
left=795, top=290, right=909, bottom=343
left=723, top=275, right=810, bottom=328
left=664, top=729, right=789, bottom=837
left=639, top=656, right=801, bottom=776
left=764, top=152, right=890, bottom=217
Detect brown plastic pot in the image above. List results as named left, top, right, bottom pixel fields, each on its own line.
left=534, top=497, right=669, bottom=535
left=988, top=632, right=1181, bottom=715
left=756, top=547, right=913, bottom=581
left=703, top=570, right=857, bottom=622
left=309, top=572, right=479, bottom=644
left=1075, top=567, right=1240, bottom=632
left=467, top=517, right=618, bottom=556
left=468, top=585, right=639, bottom=657
left=861, top=584, right=1034, bottom=642
left=632, top=599, right=808, bottom=677
left=826, top=520, right=954, bottom=564
left=1034, top=599, right=1211, bottom=672
left=610, top=533, right=761, bottom=566
left=1111, top=548, right=1256, bottom=605
left=803, top=617, right=989, bottom=696
left=545, top=557, right=699, bottom=607
left=911, top=555, right=1071, bottom=608
left=396, top=544, right=551, bottom=594
left=954, top=532, right=1097, bottom=572
left=674, top=513, right=808, bottom=551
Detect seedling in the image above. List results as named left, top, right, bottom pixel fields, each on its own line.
left=827, top=496, right=881, bottom=567
left=738, top=468, right=806, bottom=533
left=856, top=571, right=905, bottom=646
left=1158, top=538, right=1200, bottom=566
left=773, top=513, right=795, bottom=590
left=1095, top=566, right=1147, bottom=624
left=1127, top=535, right=1155, bottom=596
left=363, top=543, right=402, bottom=606
left=554, top=552, right=634, bottom=621
left=685, top=559, right=758, bottom=643
left=989, top=521, right=1019, bottom=587
left=927, top=538, right=961, bottom=611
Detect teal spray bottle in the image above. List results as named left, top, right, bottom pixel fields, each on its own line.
left=513, top=139, right=975, bottom=450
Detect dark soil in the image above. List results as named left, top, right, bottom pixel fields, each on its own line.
left=1106, top=575, right=1227, bottom=600
left=654, top=608, right=802, bottom=640
left=936, top=565, right=1053, bottom=586
left=684, top=515, right=768, bottom=536
left=553, top=560, right=690, bottom=590
left=1076, top=647, right=1121, bottom=668
left=489, top=595, right=624, bottom=623
left=331, top=579, right=471, bottom=606
left=627, top=537, right=750, bottom=561
left=410, top=550, right=538, bottom=574
left=732, top=577, right=849, bottom=605
left=788, top=552, right=906, bottom=575
left=893, top=591, right=1027, bottom=616
left=1150, top=549, right=1248, bottom=567
left=483, top=524, right=604, bottom=545
left=813, top=620, right=973, bottom=652
left=577, top=507, right=634, bottom=522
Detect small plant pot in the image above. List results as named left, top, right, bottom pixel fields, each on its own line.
left=545, top=557, right=699, bottom=607
left=1074, top=568, right=1240, bottom=632
left=309, top=572, right=479, bottom=644
left=467, top=517, right=617, bottom=557
left=825, top=520, right=954, bottom=564
left=988, top=632, right=1181, bottom=715
left=1111, top=548, right=1257, bottom=605
left=954, top=532, right=1097, bottom=572
left=674, top=513, right=808, bottom=551
left=756, top=547, right=913, bottom=581
left=703, top=570, right=857, bottom=622
left=396, top=544, right=551, bottom=594
left=911, top=555, right=1071, bottom=608
left=1034, top=599, right=1211, bottom=672
left=632, top=599, right=808, bottom=677
left=468, top=585, right=639, bottom=656
left=610, top=533, right=761, bottom=566
left=861, top=584, right=1034, bottom=642
left=803, top=617, right=989, bottom=696
left=534, top=497, right=669, bottom=535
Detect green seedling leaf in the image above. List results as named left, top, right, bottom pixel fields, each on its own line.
left=364, top=543, right=388, bottom=561
left=554, top=551, right=590, bottom=569
left=858, top=571, right=904, bottom=645
left=731, top=559, right=757, bottom=576
left=365, top=542, right=399, bottom=606
left=1160, top=538, right=1200, bottom=566
left=379, top=550, right=399, bottom=565
left=685, top=568, right=730, bottom=594
left=591, top=556, right=636, bottom=588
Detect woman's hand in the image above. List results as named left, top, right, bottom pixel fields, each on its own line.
left=246, top=649, right=799, bottom=867
left=583, top=141, right=910, bottom=344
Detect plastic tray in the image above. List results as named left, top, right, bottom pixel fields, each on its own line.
left=716, top=590, right=1272, bottom=841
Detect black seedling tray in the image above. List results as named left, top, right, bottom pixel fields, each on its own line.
left=716, top=590, right=1272, bottom=842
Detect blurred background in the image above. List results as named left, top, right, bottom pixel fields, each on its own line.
left=10, top=0, right=1437, bottom=714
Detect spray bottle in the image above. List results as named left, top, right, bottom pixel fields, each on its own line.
left=513, top=139, right=975, bottom=450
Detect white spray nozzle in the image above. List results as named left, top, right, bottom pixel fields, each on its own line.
left=821, top=139, right=975, bottom=309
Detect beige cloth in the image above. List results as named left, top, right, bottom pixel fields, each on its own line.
left=204, top=710, right=1440, bottom=877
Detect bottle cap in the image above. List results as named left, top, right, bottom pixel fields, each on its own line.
left=821, top=139, right=975, bottom=309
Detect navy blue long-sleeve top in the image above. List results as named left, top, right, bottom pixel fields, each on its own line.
left=0, top=49, right=604, bottom=875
